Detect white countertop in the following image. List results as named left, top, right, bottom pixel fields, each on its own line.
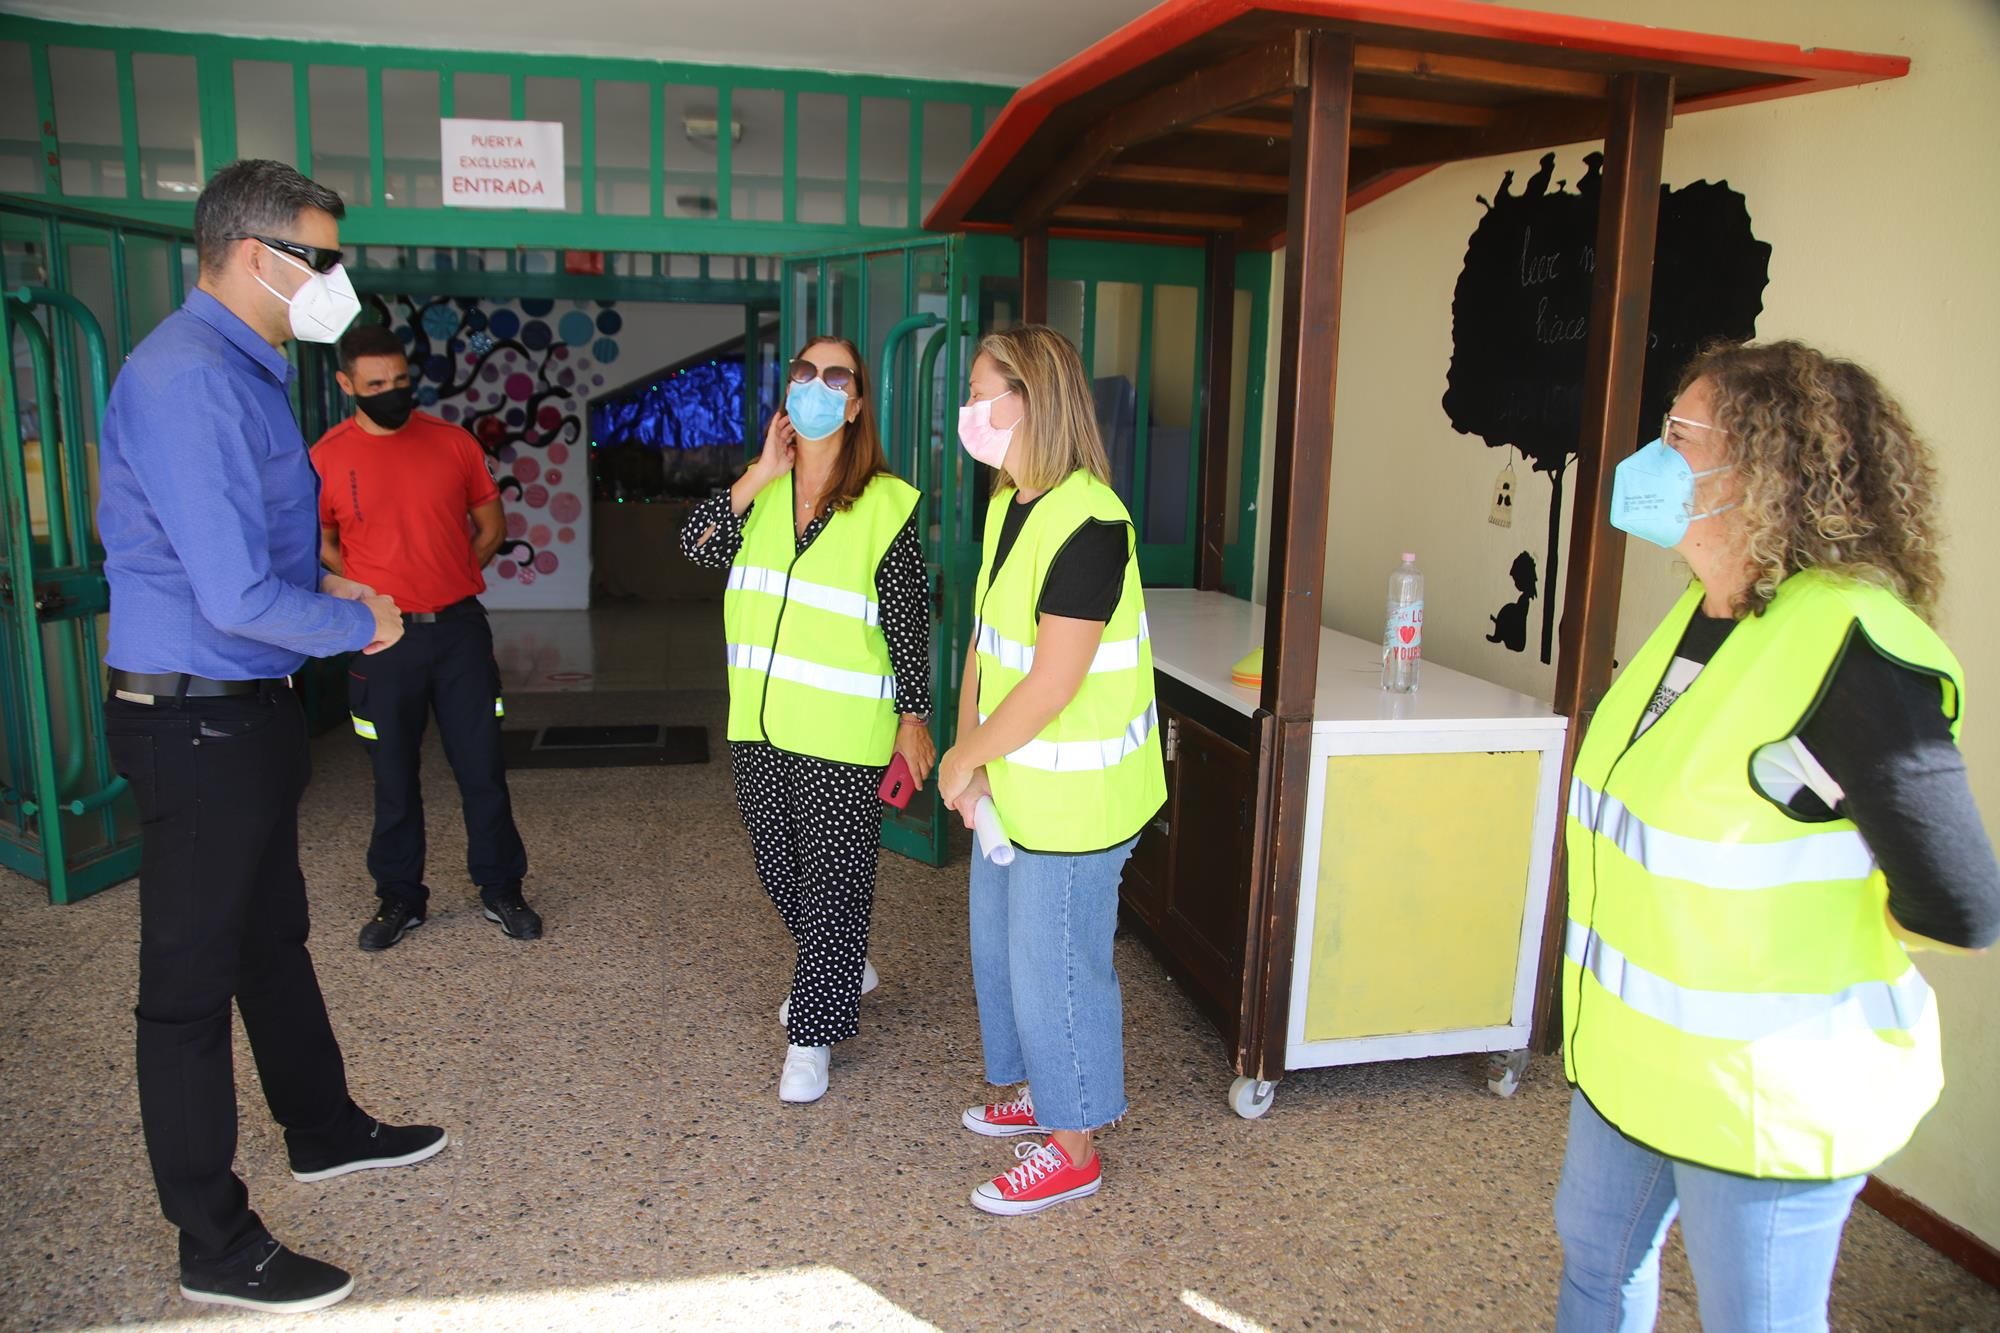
left=1144, top=588, right=1567, bottom=734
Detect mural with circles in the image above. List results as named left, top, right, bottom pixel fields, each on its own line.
left=365, top=293, right=614, bottom=610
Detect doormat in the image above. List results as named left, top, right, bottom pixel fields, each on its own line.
left=501, top=724, right=709, bottom=769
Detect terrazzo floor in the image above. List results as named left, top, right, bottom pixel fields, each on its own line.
left=2, top=609, right=1996, bottom=1331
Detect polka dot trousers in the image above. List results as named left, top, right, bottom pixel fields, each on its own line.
left=729, top=741, right=883, bottom=1047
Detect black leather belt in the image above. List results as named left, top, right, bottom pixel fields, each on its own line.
left=403, top=597, right=482, bottom=625
left=109, top=669, right=287, bottom=705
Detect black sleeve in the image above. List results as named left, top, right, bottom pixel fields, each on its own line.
left=679, top=491, right=744, bottom=571
left=1035, top=518, right=1128, bottom=622
left=1800, top=634, right=2000, bottom=949
left=875, top=514, right=933, bottom=718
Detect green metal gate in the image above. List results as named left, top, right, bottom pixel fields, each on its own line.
left=0, top=201, right=195, bottom=901
left=780, top=233, right=1270, bottom=866
left=781, top=234, right=1013, bottom=866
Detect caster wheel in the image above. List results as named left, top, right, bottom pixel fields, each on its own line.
left=1486, top=1050, right=1530, bottom=1098
left=1229, top=1076, right=1275, bottom=1119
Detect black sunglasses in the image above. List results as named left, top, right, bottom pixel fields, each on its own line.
left=788, top=358, right=857, bottom=394
left=235, top=233, right=345, bottom=275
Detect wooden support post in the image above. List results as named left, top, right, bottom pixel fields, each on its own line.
left=1532, top=71, right=1673, bottom=1051
left=1241, top=32, right=1354, bottom=1081
left=1197, top=231, right=1237, bottom=590
left=1020, top=228, right=1048, bottom=327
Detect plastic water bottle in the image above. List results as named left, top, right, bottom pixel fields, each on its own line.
left=1382, top=552, right=1424, bottom=693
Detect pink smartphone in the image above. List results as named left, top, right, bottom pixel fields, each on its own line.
left=878, top=753, right=916, bottom=809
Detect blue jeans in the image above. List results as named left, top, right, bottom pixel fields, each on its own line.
left=968, top=837, right=1135, bottom=1132
left=1554, top=1090, right=1866, bottom=1333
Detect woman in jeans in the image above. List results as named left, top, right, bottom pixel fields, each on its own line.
left=1555, top=340, right=1999, bottom=1329
left=937, top=325, right=1166, bottom=1215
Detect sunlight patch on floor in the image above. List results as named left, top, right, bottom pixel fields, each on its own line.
left=86, top=1265, right=942, bottom=1332
left=1181, top=1287, right=1273, bottom=1333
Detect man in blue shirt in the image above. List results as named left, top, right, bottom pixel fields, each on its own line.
left=99, top=159, right=447, bottom=1316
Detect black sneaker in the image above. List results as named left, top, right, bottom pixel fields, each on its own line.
left=181, top=1240, right=353, bottom=1314
left=358, top=899, right=425, bottom=952
left=290, top=1116, right=448, bottom=1183
left=483, top=888, right=543, bottom=940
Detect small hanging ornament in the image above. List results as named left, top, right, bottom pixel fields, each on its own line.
left=1489, top=454, right=1517, bottom=528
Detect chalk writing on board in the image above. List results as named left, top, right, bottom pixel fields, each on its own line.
left=1442, top=152, right=1770, bottom=661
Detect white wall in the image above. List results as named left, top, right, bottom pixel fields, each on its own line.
left=1272, top=0, right=2000, bottom=1246
left=592, top=302, right=749, bottom=397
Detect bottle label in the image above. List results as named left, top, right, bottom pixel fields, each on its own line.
left=1385, top=602, right=1424, bottom=663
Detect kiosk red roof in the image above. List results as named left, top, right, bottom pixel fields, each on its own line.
left=926, top=0, right=1907, bottom=245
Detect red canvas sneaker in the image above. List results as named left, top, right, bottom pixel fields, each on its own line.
left=970, top=1139, right=1102, bottom=1215
left=962, top=1086, right=1042, bottom=1137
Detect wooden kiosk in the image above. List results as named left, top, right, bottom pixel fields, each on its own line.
left=927, top=0, right=1906, bottom=1115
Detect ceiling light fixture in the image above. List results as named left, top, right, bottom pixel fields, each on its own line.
left=683, top=114, right=744, bottom=145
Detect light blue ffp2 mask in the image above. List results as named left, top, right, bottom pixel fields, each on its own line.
left=1610, top=437, right=1732, bottom=548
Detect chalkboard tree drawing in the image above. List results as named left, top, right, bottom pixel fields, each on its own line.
left=1442, top=152, right=1770, bottom=662
left=1488, top=550, right=1538, bottom=653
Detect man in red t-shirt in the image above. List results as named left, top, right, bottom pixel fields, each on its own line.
left=314, top=323, right=541, bottom=952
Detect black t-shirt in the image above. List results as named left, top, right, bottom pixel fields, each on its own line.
left=990, top=491, right=1128, bottom=622
left=1658, top=609, right=2000, bottom=949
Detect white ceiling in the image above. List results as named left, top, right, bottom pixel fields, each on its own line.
left=12, top=0, right=1160, bottom=87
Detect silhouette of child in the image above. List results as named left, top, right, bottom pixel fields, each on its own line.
left=1487, top=551, right=1538, bottom=652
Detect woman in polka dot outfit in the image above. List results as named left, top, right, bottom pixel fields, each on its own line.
left=681, top=337, right=933, bottom=1104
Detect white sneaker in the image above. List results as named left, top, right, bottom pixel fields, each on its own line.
left=778, top=1044, right=830, bottom=1103
left=778, top=958, right=879, bottom=1028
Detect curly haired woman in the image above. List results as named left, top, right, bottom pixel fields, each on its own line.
left=1554, top=340, right=2000, bottom=1332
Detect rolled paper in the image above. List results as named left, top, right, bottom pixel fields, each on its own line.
left=973, top=796, right=1016, bottom=866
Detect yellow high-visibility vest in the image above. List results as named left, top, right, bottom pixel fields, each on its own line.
left=1564, top=570, right=1963, bottom=1179
left=972, top=470, right=1165, bottom=852
left=723, top=471, right=918, bottom=765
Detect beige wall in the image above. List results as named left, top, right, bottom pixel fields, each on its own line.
left=1260, top=0, right=2000, bottom=1245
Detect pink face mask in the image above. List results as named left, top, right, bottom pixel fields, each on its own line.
left=957, top=391, right=1016, bottom=469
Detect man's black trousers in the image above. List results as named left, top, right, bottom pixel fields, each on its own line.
left=106, top=684, right=364, bottom=1270
left=346, top=603, right=526, bottom=910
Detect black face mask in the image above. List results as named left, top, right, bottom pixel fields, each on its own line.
left=356, top=385, right=416, bottom=431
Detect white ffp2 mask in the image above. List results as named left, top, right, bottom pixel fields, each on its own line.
left=254, top=245, right=360, bottom=344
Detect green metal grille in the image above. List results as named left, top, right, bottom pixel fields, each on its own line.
left=0, top=16, right=1013, bottom=255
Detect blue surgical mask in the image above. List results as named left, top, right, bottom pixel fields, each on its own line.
left=1610, top=437, right=1733, bottom=548
left=785, top=378, right=850, bottom=440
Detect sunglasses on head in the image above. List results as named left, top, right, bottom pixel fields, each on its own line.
left=235, top=233, right=345, bottom=275
left=788, top=358, right=857, bottom=393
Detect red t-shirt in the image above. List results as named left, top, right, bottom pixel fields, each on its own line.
left=312, top=411, right=500, bottom=614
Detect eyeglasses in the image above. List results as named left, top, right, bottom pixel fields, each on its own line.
left=788, top=359, right=857, bottom=394
left=234, top=233, right=345, bottom=275
left=1663, top=413, right=1716, bottom=446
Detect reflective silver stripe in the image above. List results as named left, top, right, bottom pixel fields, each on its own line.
left=351, top=713, right=378, bottom=740
left=727, top=564, right=879, bottom=627
left=1570, top=777, right=1876, bottom=891
left=974, top=612, right=1150, bottom=676
left=725, top=643, right=893, bottom=701
left=1566, top=920, right=1932, bottom=1042
left=980, top=700, right=1159, bottom=773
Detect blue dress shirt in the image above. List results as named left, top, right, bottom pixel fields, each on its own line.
left=98, top=289, right=375, bottom=678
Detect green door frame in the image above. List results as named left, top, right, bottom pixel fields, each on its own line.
left=1, top=15, right=1012, bottom=256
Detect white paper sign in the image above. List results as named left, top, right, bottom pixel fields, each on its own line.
left=441, top=118, right=565, bottom=210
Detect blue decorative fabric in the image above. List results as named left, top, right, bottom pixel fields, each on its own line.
left=590, top=358, right=774, bottom=451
